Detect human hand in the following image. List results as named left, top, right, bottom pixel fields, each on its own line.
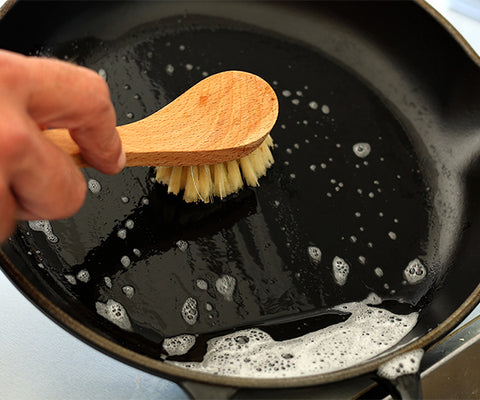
left=0, top=50, right=125, bottom=241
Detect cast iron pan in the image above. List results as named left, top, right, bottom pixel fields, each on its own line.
left=1, top=1, right=480, bottom=398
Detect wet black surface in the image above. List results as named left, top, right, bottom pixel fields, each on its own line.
left=2, top=13, right=433, bottom=360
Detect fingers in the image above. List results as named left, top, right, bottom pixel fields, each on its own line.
left=0, top=104, right=87, bottom=224
left=4, top=50, right=125, bottom=175
left=0, top=50, right=124, bottom=239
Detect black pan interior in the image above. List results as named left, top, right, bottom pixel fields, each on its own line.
left=1, top=0, right=480, bottom=384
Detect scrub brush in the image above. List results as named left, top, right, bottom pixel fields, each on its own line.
left=42, top=70, right=279, bottom=203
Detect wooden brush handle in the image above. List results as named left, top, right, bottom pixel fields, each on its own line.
left=42, top=71, right=278, bottom=167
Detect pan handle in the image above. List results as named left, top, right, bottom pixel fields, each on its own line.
left=375, top=349, right=425, bottom=400
left=179, top=380, right=238, bottom=400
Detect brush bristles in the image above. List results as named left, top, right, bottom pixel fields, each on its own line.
left=155, top=134, right=275, bottom=203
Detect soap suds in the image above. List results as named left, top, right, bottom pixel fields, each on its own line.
left=168, top=293, right=419, bottom=378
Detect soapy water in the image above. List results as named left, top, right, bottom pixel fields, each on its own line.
left=32, top=17, right=433, bottom=379
left=28, top=220, right=58, bottom=243
left=167, top=293, right=419, bottom=378
left=215, top=275, right=236, bottom=301
left=377, top=349, right=424, bottom=380
left=352, top=143, right=371, bottom=158
left=308, top=246, right=322, bottom=264
left=182, top=297, right=199, bottom=325
left=332, top=256, right=349, bottom=286
left=76, top=269, right=90, bottom=283
left=87, top=178, right=102, bottom=194
left=96, top=299, right=132, bottom=331
left=403, top=259, right=427, bottom=285
left=163, top=334, right=196, bottom=356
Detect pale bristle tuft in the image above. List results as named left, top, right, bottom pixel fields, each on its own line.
left=155, top=134, right=275, bottom=203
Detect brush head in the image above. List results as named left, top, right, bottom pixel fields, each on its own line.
left=155, top=134, right=274, bottom=203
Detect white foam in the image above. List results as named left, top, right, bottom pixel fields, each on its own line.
left=196, top=279, right=208, bottom=290
left=377, top=349, right=424, bottom=380
left=98, top=68, right=107, bottom=80
left=332, top=256, right=349, bottom=286
left=215, top=275, right=236, bottom=301
left=163, top=334, right=196, bottom=356
left=87, top=179, right=101, bottom=194
left=307, top=246, right=322, bottom=264
left=403, top=259, right=427, bottom=285
left=28, top=220, right=58, bottom=243
left=104, top=277, right=112, bottom=288
left=122, top=285, right=135, bottom=299
left=95, top=299, right=132, bottom=331
left=125, top=219, right=134, bottom=229
left=76, top=269, right=90, bottom=283
left=121, top=196, right=129, bottom=203
left=176, top=240, right=189, bottom=252
left=353, top=143, right=371, bottom=158
left=165, top=64, right=174, bottom=75
left=117, top=229, right=127, bottom=239
left=182, top=297, right=199, bottom=325
left=64, top=274, right=76, bottom=285
left=120, top=255, right=131, bottom=268
left=168, top=294, right=419, bottom=378
left=388, top=231, right=397, bottom=240
left=374, top=267, right=384, bottom=278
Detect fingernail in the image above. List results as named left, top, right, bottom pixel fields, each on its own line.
left=117, top=148, right=126, bottom=172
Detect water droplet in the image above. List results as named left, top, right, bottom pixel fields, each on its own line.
left=165, top=64, right=174, bottom=75
left=121, top=196, right=129, bottom=203
left=388, top=231, right=397, bottom=240
left=133, top=248, right=141, bottom=257
left=176, top=240, right=188, bottom=252
left=216, top=275, right=236, bottom=301
left=308, top=101, right=318, bottom=110
left=117, top=229, right=127, bottom=239
left=282, top=90, right=292, bottom=97
left=196, top=279, right=208, bottom=290
left=76, top=269, right=90, bottom=283
left=125, top=219, right=134, bottom=229
left=96, top=299, right=132, bottom=331
left=321, top=105, right=330, bottom=114
left=308, top=246, right=322, bottom=263
left=291, top=99, right=300, bottom=105
left=353, top=143, right=371, bottom=158
left=122, top=285, right=135, bottom=299
left=98, top=68, right=107, bottom=79
left=332, top=257, right=349, bottom=286
left=65, top=274, right=76, bottom=285
left=181, top=297, right=198, bottom=325
left=403, top=259, right=426, bottom=284
left=88, top=179, right=101, bottom=194
left=104, top=276, right=112, bottom=288
left=120, top=255, right=131, bottom=268
left=126, top=112, right=134, bottom=119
